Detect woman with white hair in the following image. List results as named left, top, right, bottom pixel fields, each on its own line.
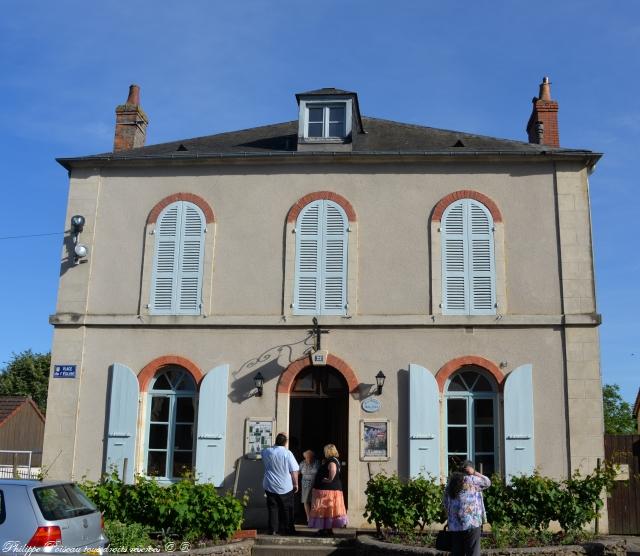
left=299, top=449, right=320, bottom=520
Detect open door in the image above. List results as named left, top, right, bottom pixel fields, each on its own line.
left=289, top=366, right=348, bottom=521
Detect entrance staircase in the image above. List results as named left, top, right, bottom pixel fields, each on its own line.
left=252, top=528, right=357, bottom=556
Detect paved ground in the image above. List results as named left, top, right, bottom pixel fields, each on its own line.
left=607, top=536, right=640, bottom=555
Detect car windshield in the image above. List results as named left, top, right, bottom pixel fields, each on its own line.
left=33, top=484, right=97, bottom=521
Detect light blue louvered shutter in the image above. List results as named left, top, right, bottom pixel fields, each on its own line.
left=105, top=363, right=139, bottom=484
left=409, top=364, right=441, bottom=478
left=504, top=364, right=535, bottom=480
left=294, top=201, right=322, bottom=314
left=151, top=203, right=180, bottom=313
left=176, top=203, right=205, bottom=315
left=195, top=364, right=229, bottom=486
left=442, top=201, right=468, bottom=314
left=468, top=200, right=496, bottom=315
left=321, top=201, right=348, bottom=315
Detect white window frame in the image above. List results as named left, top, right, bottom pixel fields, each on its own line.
left=444, top=370, right=499, bottom=476
left=298, top=99, right=353, bottom=142
left=306, top=104, right=346, bottom=139
left=144, top=368, right=197, bottom=483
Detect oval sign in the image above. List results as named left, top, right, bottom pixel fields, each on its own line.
left=361, top=397, right=381, bottom=413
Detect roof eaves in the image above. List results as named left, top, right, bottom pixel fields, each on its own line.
left=57, top=148, right=602, bottom=171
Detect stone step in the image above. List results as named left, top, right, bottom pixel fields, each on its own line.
left=253, top=533, right=356, bottom=555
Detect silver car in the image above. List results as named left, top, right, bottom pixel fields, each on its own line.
left=0, top=479, right=108, bottom=553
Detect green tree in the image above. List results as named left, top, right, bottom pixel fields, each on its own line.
left=0, top=350, right=51, bottom=414
left=602, top=383, right=636, bottom=434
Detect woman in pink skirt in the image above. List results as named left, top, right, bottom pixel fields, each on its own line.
left=308, top=444, right=348, bottom=536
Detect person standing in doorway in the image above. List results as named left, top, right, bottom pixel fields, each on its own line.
left=308, top=444, right=348, bottom=536
left=299, top=449, right=320, bottom=520
left=262, top=432, right=300, bottom=535
left=444, top=460, right=491, bottom=556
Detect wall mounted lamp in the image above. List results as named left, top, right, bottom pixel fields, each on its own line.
left=70, top=214, right=88, bottom=265
left=253, top=372, right=264, bottom=397
left=375, top=371, right=386, bottom=396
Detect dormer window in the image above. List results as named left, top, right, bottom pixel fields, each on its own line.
left=307, top=104, right=346, bottom=139
left=296, top=89, right=362, bottom=149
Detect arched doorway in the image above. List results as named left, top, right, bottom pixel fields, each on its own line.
left=288, top=365, right=349, bottom=519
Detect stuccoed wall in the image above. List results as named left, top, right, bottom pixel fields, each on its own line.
left=44, top=325, right=568, bottom=528
left=56, top=162, right=562, bottom=318
left=43, top=157, right=603, bottom=529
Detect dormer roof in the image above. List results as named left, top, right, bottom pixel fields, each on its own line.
left=295, top=87, right=357, bottom=97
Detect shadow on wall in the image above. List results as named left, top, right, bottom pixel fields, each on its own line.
left=228, top=335, right=316, bottom=404
left=396, top=368, right=409, bottom=479
left=59, top=233, right=79, bottom=278
left=229, top=457, right=268, bottom=530
left=100, top=367, right=115, bottom=478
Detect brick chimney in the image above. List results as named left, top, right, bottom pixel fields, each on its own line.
left=113, top=84, right=149, bottom=152
left=526, top=77, right=559, bottom=147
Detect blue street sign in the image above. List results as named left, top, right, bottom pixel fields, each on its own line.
left=53, top=365, right=76, bottom=378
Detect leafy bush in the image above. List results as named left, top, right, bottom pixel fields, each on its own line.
left=364, top=462, right=617, bottom=538
left=80, top=472, right=245, bottom=541
left=485, top=462, right=617, bottom=533
left=557, top=465, right=616, bottom=532
left=103, top=521, right=152, bottom=548
left=485, top=472, right=562, bottom=531
left=403, top=475, right=446, bottom=531
left=363, top=473, right=417, bottom=535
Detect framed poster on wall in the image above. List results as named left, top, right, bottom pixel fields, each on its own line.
left=360, top=419, right=390, bottom=461
left=244, top=418, right=274, bottom=458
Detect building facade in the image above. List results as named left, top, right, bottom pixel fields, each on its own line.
left=43, top=80, right=605, bottom=528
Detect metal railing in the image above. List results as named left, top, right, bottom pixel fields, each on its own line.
left=0, top=450, right=41, bottom=479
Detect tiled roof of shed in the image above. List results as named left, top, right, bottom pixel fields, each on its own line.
left=0, top=396, right=44, bottom=425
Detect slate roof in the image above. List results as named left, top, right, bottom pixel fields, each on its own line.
left=296, top=87, right=357, bottom=96
left=57, top=116, right=601, bottom=169
left=0, top=396, right=44, bottom=426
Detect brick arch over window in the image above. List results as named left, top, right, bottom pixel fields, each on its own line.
left=432, top=190, right=502, bottom=223
left=277, top=354, right=359, bottom=393
left=147, top=193, right=215, bottom=224
left=436, top=355, right=505, bottom=392
left=138, top=355, right=205, bottom=392
left=286, top=191, right=357, bottom=223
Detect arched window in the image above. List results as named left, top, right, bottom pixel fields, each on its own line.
left=293, top=200, right=348, bottom=315
left=445, top=367, right=497, bottom=475
left=150, top=201, right=205, bottom=315
left=441, top=199, right=496, bottom=315
left=145, top=366, right=197, bottom=480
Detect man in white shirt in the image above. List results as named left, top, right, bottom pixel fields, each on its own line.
left=261, top=432, right=300, bottom=535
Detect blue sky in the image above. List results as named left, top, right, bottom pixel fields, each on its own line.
left=0, top=1, right=638, bottom=403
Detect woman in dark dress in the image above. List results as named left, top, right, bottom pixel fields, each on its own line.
left=308, top=444, right=348, bottom=536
